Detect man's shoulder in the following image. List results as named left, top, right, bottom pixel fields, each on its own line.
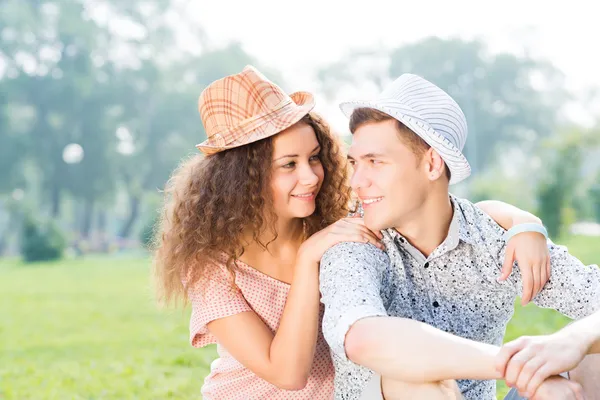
left=451, top=195, right=502, bottom=224
left=451, top=195, right=480, bottom=217
left=450, top=195, right=506, bottom=245
left=321, top=242, right=390, bottom=269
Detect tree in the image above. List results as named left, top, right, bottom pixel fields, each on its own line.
left=0, top=0, right=118, bottom=218
left=0, top=0, right=278, bottom=246
left=0, top=85, right=25, bottom=193
left=536, top=130, right=600, bottom=238
left=591, top=174, right=600, bottom=223
left=114, top=43, right=259, bottom=238
left=318, top=37, right=569, bottom=174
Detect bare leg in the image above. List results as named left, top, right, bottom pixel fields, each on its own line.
left=570, top=354, right=600, bottom=400
left=381, top=376, right=463, bottom=400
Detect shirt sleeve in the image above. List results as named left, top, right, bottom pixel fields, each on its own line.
left=498, top=237, right=600, bottom=320
left=528, top=241, right=600, bottom=319
left=188, top=266, right=252, bottom=348
left=470, top=196, right=600, bottom=320
left=319, top=242, right=390, bottom=361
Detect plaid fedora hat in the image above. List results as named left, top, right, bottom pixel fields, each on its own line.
left=196, top=65, right=315, bottom=155
left=340, top=73, right=471, bottom=185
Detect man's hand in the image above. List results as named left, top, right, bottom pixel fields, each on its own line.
left=529, top=375, right=585, bottom=400
left=496, top=334, right=588, bottom=398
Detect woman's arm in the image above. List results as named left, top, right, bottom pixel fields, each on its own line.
left=207, top=258, right=321, bottom=390
left=476, top=200, right=541, bottom=230
left=476, top=200, right=550, bottom=305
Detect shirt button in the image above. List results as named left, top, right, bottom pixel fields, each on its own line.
left=433, top=301, right=440, bottom=307
left=424, top=262, right=429, bottom=268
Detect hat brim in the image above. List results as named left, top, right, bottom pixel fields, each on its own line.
left=340, top=99, right=471, bottom=185
left=196, top=91, right=315, bottom=155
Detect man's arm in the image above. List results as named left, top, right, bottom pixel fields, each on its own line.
left=580, top=312, right=600, bottom=354
left=512, top=241, right=600, bottom=319
left=562, top=310, right=600, bottom=354
left=319, top=241, right=503, bottom=384
left=345, top=316, right=503, bottom=383
left=319, top=242, right=389, bottom=360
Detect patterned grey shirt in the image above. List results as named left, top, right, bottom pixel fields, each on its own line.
left=319, top=195, right=600, bottom=400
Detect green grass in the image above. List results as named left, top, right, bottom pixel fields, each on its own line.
left=0, top=256, right=216, bottom=399
left=0, top=235, right=598, bottom=399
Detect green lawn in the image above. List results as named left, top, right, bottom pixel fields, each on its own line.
left=1, top=235, right=598, bottom=399
left=0, top=256, right=215, bottom=399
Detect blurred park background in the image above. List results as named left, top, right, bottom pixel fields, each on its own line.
left=1, top=0, right=600, bottom=399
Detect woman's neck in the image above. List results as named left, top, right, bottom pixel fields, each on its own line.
left=238, top=216, right=305, bottom=283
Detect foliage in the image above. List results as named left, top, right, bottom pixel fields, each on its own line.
left=20, top=214, right=67, bottom=262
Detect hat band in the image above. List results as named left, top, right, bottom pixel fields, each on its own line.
left=206, top=98, right=298, bottom=146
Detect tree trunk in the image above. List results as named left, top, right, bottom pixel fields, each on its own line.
left=0, top=211, right=11, bottom=256
left=81, top=198, right=94, bottom=239
left=50, top=183, right=61, bottom=218
left=119, top=194, right=140, bottom=239
left=96, top=209, right=109, bottom=252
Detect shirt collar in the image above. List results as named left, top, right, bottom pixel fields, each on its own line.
left=383, top=194, right=479, bottom=254
left=451, top=194, right=480, bottom=247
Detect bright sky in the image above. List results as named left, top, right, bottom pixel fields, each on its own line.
left=183, top=0, right=600, bottom=132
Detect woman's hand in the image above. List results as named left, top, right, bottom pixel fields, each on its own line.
left=499, top=231, right=550, bottom=305
left=298, top=217, right=384, bottom=264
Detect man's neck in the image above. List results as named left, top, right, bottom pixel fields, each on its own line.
left=393, top=191, right=454, bottom=258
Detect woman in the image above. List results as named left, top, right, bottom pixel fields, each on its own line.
left=153, top=65, right=550, bottom=399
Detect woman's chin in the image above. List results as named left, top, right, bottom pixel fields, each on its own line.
left=290, top=205, right=317, bottom=219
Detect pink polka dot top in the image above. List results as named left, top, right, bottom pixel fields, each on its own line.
left=188, top=255, right=335, bottom=399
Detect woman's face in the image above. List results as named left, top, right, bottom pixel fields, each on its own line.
left=270, top=122, right=324, bottom=221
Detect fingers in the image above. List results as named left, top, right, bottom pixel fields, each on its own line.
left=351, top=233, right=385, bottom=250
left=567, top=381, right=585, bottom=400
left=330, top=222, right=384, bottom=250
left=334, top=219, right=371, bottom=236
left=530, top=376, right=584, bottom=400
left=342, top=218, right=383, bottom=239
left=499, top=242, right=515, bottom=282
left=525, top=364, right=554, bottom=399
left=539, top=259, right=548, bottom=294
left=514, top=357, right=545, bottom=396
left=520, top=259, right=534, bottom=306
left=505, top=347, right=536, bottom=388
left=546, top=255, right=551, bottom=282
left=341, top=217, right=367, bottom=225
left=346, top=224, right=381, bottom=244
left=531, top=260, right=541, bottom=301
left=337, top=219, right=383, bottom=240
left=496, top=338, right=528, bottom=376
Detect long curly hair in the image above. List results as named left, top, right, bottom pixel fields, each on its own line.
left=153, top=113, right=351, bottom=306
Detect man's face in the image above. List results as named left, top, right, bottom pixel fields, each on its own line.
left=348, top=120, right=430, bottom=232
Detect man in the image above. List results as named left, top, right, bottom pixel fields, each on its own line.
left=319, top=73, right=600, bottom=399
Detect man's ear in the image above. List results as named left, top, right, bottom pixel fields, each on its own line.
left=424, top=148, right=446, bottom=181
